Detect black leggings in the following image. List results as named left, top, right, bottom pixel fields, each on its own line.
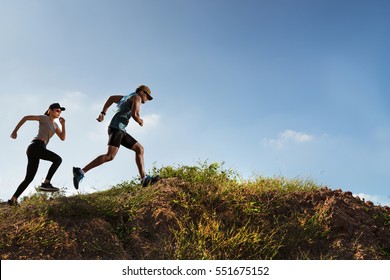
left=13, top=140, right=62, bottom=198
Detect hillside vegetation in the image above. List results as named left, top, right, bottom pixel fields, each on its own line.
left=1, top=162, right=389, bottom=259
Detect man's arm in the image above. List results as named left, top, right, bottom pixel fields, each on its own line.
left=130, top=95, right=143, bottom=126
left=96, top=95, right=123, bottom=122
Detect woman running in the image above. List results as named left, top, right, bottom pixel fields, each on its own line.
left=8, top=103, right=66, bottom=205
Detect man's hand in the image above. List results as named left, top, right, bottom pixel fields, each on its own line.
left=96, top=113, right=105, bottom=122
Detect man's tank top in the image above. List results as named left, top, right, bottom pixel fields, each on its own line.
left=109, top=93, right=136, bottom=132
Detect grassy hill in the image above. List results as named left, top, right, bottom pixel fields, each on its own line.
left=1, top=162, right=389, bottom=260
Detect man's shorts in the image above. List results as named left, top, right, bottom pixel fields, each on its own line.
left=107, top=127, right=138, bottom=149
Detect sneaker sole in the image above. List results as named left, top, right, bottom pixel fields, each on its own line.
left=73, top=167, right=83, bottom=190
left=73, top=177, right=79, bottom=190
left=38, top=188, right=59, bottom=192
left=151, top=175, right=161, bottom=184
left=142, top=176, right=161, bottom=187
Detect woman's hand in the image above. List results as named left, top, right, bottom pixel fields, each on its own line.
left=10, top=131, right=17, bottom=139
left=59, top=117, right=65, bottom=125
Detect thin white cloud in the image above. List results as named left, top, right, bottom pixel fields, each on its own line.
left=143, top=113, right=160, bottom=128
left=354, top=193, right=390, bottom=207
left=126, top=113, right=161, bottom=135
left=281, top=129, right=313, bottom=142
left=263, top=129, right=314, bottom=149
left=59, top=91, right=88, bottom=112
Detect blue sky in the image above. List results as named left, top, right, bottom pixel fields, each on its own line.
left=1, top=0, right=389, bottom=206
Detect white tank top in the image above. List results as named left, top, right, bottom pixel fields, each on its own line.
left=34, top=115, right=58, bottom=145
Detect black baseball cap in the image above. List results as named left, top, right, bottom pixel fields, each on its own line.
left=49, top=103, right=66, bottom=111
left=44, top=103, right=65, bottom=115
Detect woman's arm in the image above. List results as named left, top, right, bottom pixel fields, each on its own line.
left=55, top=117, right=66, bottom=141
left=10, top=115, right=41, bottom=139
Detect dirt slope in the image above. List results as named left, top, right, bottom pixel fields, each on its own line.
left=1, top=179, right=389, bottom=259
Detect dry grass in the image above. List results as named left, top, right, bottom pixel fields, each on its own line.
left=1, top=162, right=389, bottom=259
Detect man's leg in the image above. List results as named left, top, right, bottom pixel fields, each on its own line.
left=130, top=141, right=160, bottom=187
left=121, top=132, right=159, bottom=187
left=83, top=145, right=119, bottom=173
left=131, top=142, right=146, bottom=179
left=73, top=145, right=119, bottom=189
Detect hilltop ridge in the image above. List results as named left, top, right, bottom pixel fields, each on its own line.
left=1, top=163, right=389, bottom=259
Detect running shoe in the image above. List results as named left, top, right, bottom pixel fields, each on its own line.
left=73, top=167, right=84, bottom=190
left=38, top=183, right=59, bottom=192
left=141, top=175, right=160, bottom=188
left=7, top=199, right=18, bottom=206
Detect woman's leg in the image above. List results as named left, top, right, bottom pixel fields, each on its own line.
left=39, top=148, right=62, bottom=183
left=12, top=145, right=40, bottom=199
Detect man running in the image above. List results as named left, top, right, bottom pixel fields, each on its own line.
left=73, top=85, right=159, bottom=189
